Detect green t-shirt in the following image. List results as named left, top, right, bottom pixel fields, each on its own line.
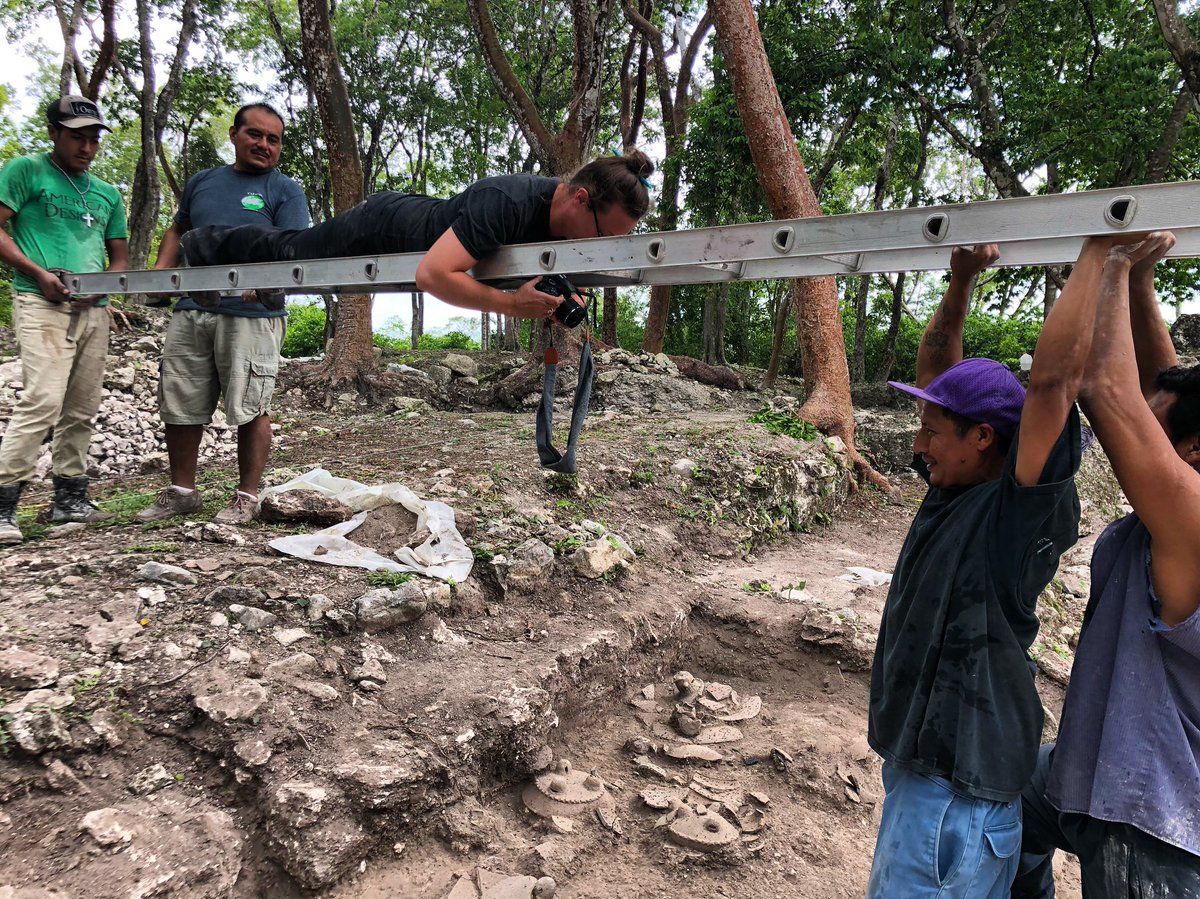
left=0, top=153, right=128, bottom=295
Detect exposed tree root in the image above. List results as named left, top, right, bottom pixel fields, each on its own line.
left=797, top=385, right=892, bottom=493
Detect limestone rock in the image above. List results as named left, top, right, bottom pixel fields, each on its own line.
left=228, top=604, right=278, bottom=631
left=259, top=489, right=354, bottom=526
left=136, top=561, right=198, bottom=586
left=128, top=763, right=175, bottom=796
left=194, top=680, right=270, bottom=724
left=0, top=648, right=59, bottom=690
left=569, top=534, right=635, bottom=579
left=355, top=583, right=427, bottom=633
left=7, top=708, right=72, bottom=754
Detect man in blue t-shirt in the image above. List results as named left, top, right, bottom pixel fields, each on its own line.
left=1012, top=231, right=1200, bottom=898
left=864, top=236, right=1141, bottom=898
left=137, top=103, right=309, bottom=525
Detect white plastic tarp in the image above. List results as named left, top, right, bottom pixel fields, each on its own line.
left=260, top=468, right=473, bottom=582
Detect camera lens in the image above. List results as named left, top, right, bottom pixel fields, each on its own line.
left=555, top=297, right=586, bottom=327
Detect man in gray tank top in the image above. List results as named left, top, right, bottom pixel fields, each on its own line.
left=1012, top=231, right=1200, bottom=897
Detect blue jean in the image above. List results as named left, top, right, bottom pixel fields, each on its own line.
left=867, top=763, right=1023, bottom=898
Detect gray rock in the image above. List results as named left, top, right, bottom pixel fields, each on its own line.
left=442, top=353, right=479, bottom=378
left=234, top=737, right=273, bottom=767
left=273, top=627, right=311, bottom=646
left=128, top=763, right=175, bottom=795
left=80, top=807, right=135, bottom=847
left=228, top=604, right=279, bottom=631
left=194, top=680, right=270, bottom=724
left=570, top=534, right=636, bottom=579
left=0, top=648, right=59, bottom=690
left=350, top=657, right=388, bottom=684
left=136, top=561, right=198, bottom=586
left=204, top=585, right=265, bottom=606
left=506, top=538, right=556, bottom=582
left=1171, top=313, right=1200, bottom=355
left=265, top=652, right=320, bottom=680
left=259, top=489, right=354, bottom=526
left=425, top=364, right=453, bottom=385
left=265, top=780, right=370, bottom=890
left=306, top=593, right=335, bottom=621
left=45, top=759, right=89, bottom=795
left=355, top=584, right=427, bottom=633
left=7, top=707, right=73, bottom=754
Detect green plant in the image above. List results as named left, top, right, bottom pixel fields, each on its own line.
left=553, top=535, right=584, bottom=554
left=366, top=571, right=414, bottom=587
left=282, top=302, right=327, bottom=357
left=748, top=407, right=818, bottom=441
left=741, top=580, right=773, bottom=593
left=417, top=331, right=476, bottom=350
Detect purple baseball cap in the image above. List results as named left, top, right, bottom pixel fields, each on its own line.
left=888, top=358, right=1026, bottom=439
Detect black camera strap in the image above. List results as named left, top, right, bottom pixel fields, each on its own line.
left=535, top=316, right=595, bottom=475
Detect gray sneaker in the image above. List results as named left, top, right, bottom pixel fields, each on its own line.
left=213, top=492, right=258, bottom=525
left=136, top=486, right=204, bottom=522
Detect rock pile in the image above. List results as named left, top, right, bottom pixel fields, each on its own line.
left=0, top=333, right=237, bottom=479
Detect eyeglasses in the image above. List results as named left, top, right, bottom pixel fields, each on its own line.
left=589, top=201, right=603, bottom=238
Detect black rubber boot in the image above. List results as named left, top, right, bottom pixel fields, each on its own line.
left=51, top=476, right=114, bottom=524
left=0, top=482, right=24, bottom=545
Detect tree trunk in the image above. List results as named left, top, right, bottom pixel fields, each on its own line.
left=297, top=0, right=373, bottom=385
left=702, top=281, right=729, bottom=365
left=1152, top=0, right=1200, bottom=100
left=411, top=292, right=424, bottom=350
left=851, top=114, right=899, bottom=382
left=627, top=3, right=712, bottom=354
left=709, top=0, right=883, bottom=488
left=874, top=272, right=907, bottom=381
left=602, top=287, right=618, bottom=346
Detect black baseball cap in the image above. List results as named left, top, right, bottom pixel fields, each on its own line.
left=46, top=95, right=111, bottom=131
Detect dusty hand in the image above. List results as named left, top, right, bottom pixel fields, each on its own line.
left=1106, top=231, right=1176, bottom=269
left=37, top=268, right=73, bottom=304
left=510, top=277, right=564, bottom=319
left=949, top=244, right=1000, bottom=281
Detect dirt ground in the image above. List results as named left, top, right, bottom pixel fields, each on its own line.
left=0, top=350, right=1098, bottom=899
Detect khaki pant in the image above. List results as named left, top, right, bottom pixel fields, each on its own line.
left=0, top=291, right=110, bottom=484
left=158, top=310, right=284, bottom=427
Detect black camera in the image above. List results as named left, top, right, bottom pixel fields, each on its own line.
left=536, top=274, right=587, bottom=328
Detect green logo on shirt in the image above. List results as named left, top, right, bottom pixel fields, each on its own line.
left=241, top=192, right=265, bottom=211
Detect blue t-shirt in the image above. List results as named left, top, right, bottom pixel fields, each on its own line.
left=1047, top=513, right=1200, bottom=856
left=174, top=165, right=309, bottom=318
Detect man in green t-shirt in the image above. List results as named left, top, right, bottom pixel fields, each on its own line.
left=0, top=95, right=129, bottom=545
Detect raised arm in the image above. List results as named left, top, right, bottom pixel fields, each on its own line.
left=415, top=228, right=563, bottom=319
left=916, top=244, right=998, bottom=388
left=1080, top=232, right=1200, bottom=626
left=1128, top=250, right=1178, bottom=399
left=1014, top=238, right=1112, bottom=486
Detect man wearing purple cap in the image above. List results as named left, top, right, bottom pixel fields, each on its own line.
left=1012, top=231, right=1200, bottom=897
left=0, top=96, right=128, bottom=545
left=864, top=240, right=1121, bottom=897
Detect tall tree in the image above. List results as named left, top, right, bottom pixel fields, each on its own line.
left=708, top=0, right=884, bottom=487
left=624, top=0, right=712, bottom=354
left=110, top=0, right=199, bottom=268
left=296, top=0, right=373, bottom=386
left=467, top=0, right=618, bottom=173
